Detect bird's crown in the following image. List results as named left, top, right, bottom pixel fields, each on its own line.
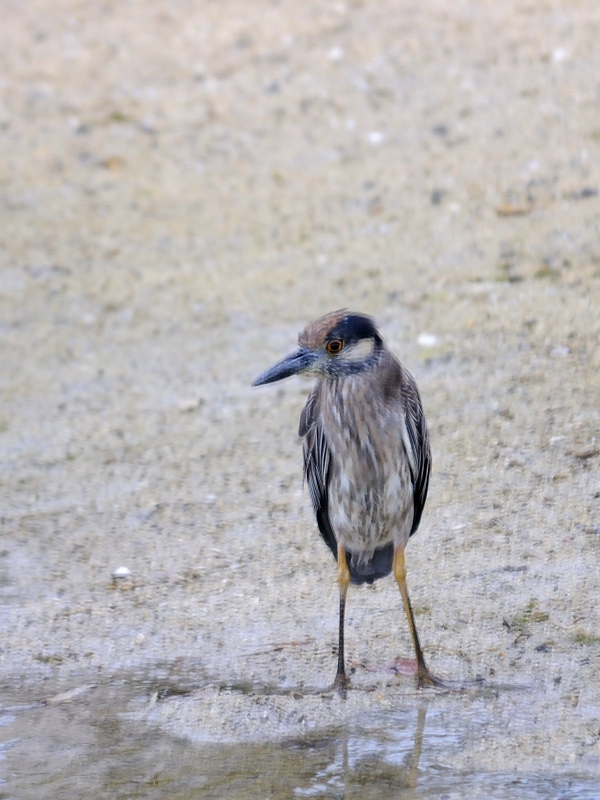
left=298, top=310, right=381, bottom=350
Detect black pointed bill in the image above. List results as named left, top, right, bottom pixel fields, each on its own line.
left=252, top=348, right=318, bottom=386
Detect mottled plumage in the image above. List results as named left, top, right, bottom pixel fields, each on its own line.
left=253, top=310, right=441, bottom=690
left=300, top=346, right=430, bottom=584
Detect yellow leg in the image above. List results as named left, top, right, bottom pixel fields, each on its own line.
left=332, top=542, right=351, bottom=696
left=393, top=546, right=444, bottom=688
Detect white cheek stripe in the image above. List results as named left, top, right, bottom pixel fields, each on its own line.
left=343, top=337, right=376, bottom=362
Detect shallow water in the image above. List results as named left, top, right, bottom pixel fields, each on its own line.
left=1, top=664, right=599, bottom=799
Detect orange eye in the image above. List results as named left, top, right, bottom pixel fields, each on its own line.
left=326, top=339, right=343, bottom=354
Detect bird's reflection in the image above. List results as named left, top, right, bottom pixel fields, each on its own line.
left=296, top=705, right=427, bottom=799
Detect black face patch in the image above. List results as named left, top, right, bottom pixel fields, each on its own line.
left=327, top=314, right=382, bottom=345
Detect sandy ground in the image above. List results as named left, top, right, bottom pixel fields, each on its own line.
left=1, top=0, right=600, bottom=787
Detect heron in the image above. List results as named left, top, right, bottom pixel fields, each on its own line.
left=252, top=310, right=443, bottom=691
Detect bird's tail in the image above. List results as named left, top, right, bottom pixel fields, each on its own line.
left=348, top=543, right=394, bottom=585
left=316, top=508, right=394, bottom=585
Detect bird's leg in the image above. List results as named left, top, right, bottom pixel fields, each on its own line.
left=332, top=542, right=351, bottom=696
left=393, top=546, right=444, bottom=689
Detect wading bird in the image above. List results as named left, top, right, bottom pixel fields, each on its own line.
left=252, top=310, right=443, bottom=691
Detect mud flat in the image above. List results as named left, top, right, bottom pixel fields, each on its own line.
left=1, top=0, right=599, bottom=796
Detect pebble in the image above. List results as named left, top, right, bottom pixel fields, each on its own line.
left=366, top=131, right=385, bottom=145
left=575, top=445, right=599, bottom=460
left=178, top=398, right=202, bottom=412
left=111, top=566, right=135, bottom=590
left=112, top=566, right=131, bottom=579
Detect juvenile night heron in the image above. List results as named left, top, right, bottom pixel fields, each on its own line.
left=252, top=310, right=442, bottom=691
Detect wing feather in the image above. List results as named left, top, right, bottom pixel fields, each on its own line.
left=401, top=370, right=431, bottom=536
left=299, top=391, right=337, bottom=558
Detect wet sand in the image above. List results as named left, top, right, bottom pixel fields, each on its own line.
left=1, top=0, right=600, bottom=792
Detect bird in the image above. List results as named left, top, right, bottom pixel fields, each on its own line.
left=252, top=310, right=443, bottom=692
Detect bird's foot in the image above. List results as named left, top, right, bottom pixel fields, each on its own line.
left=416, top=668, right=449, bottom=690
left=323, top=672, right=350, bottom=698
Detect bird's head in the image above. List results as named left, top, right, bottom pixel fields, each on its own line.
left=252, top=310, right=383, bottom=386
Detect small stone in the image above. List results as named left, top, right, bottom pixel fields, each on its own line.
left=101, top=156, right=124, bottom=170
left=575, top=446, right=599, bottom=460
left=112, top=566, right=131, bottom=579
left=366, top=131, right=385, bottom=145
left=111, top=566, right=135, bottom=590
left=496, top=203, right=531, bottom=217
left=178, top=398, right=202, bottom=412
